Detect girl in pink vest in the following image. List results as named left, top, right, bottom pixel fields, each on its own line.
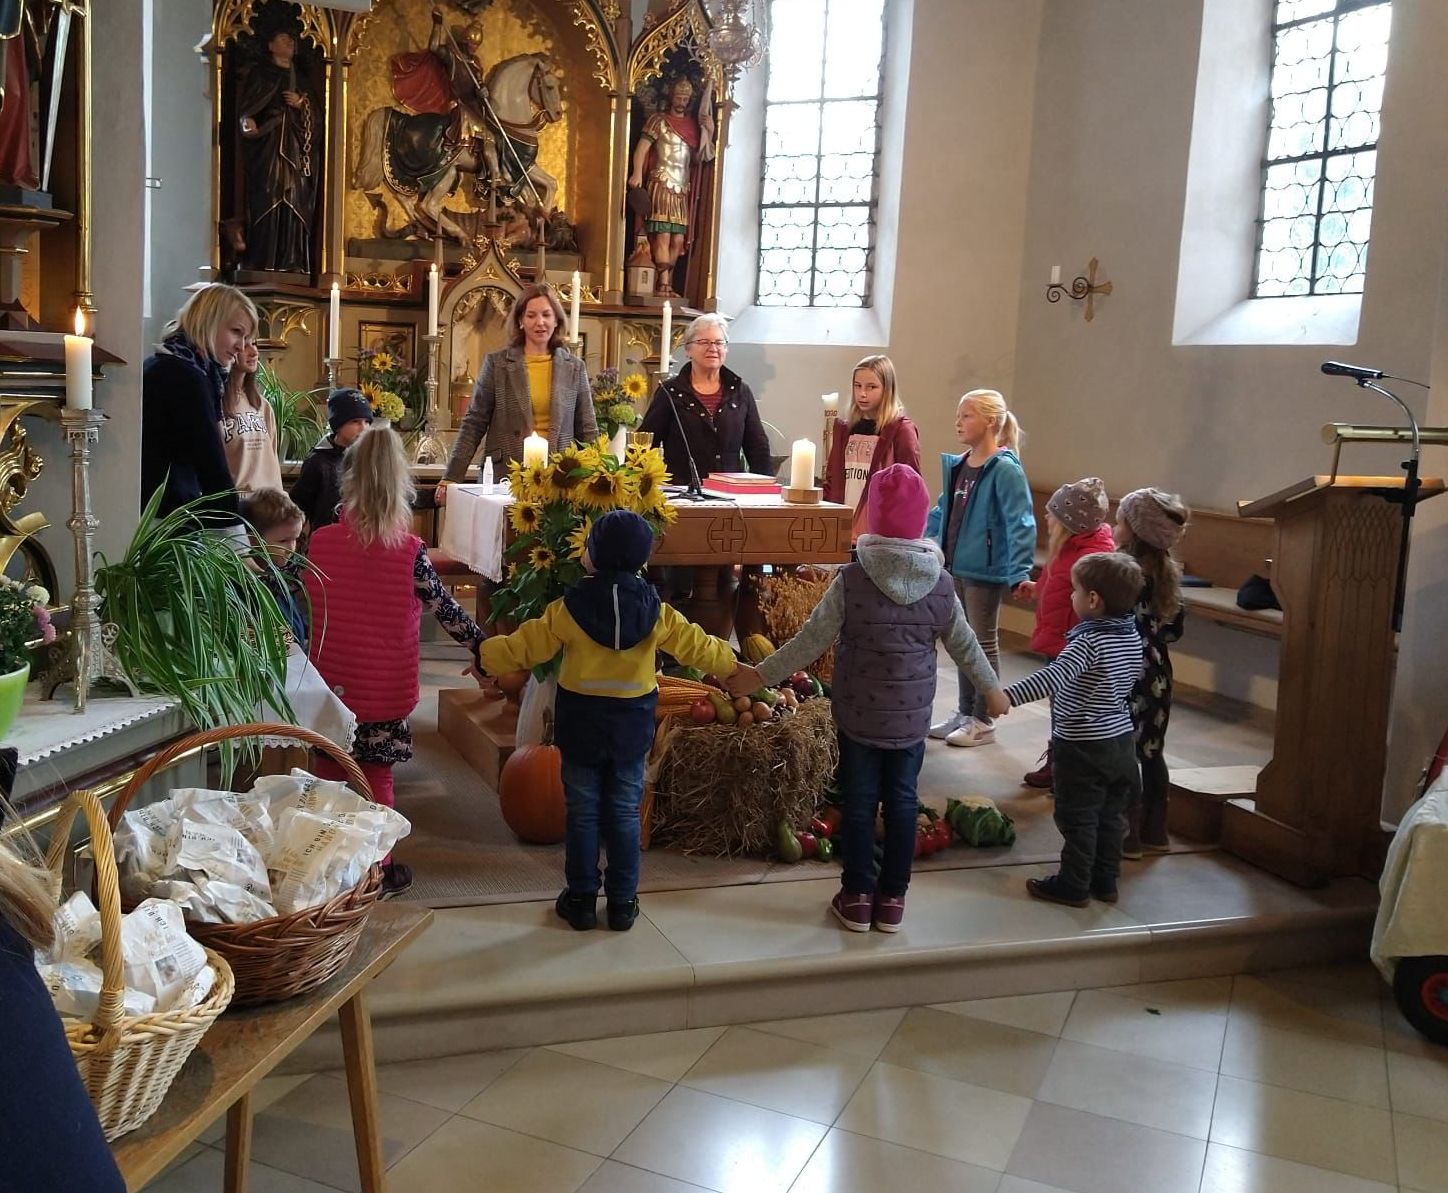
left=1016, top=477, right=1116, bottom=790
left=305, top=428, right=487, bottom=897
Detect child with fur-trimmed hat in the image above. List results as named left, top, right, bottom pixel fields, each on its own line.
left=478, top=510, right=743, bottom=933
left=730, top=464, right=1007, bottom=934
left=1015, top=477, right=1116, bottom=790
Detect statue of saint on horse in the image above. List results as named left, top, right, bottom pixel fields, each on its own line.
left=352, top=10, right=562, bottom=242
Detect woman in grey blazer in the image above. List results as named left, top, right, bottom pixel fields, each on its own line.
left=440, top=283, right=598, bottom=488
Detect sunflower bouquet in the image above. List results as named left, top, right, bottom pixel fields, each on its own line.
left=489, top=438, right=675, bottom=629
left=356, top=347, right=423, bottom=427
left=590, top=367, right=650, bottom=439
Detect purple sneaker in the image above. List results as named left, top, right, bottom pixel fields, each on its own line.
left=873, top=894, right=906, bottom=933
left=830, top=890, right=873, bottom=933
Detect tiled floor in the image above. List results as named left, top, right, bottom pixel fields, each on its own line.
left=140, top=963, right=1448, bottom=1193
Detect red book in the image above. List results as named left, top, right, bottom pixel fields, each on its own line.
left=702, top=472, right=782, bottom=496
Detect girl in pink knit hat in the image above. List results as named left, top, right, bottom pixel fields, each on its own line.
left=1115, top=488, right=1190, bottom=856
left=1017, top=477, right=1117, bottom=790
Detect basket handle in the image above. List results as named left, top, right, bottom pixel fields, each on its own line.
left=44, top=790, right=127, bottom=1054
left=105, top=722, right=373, bottom=830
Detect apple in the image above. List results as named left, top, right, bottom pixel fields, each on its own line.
left=796, top=831, right=818, bottom=858
left=689, top=698, right=716, bottom=724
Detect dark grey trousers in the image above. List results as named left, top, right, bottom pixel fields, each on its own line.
left=1052, top=732, right=1142, bottom=896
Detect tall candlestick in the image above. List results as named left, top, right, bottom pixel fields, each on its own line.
left=821, top=391, right=839, bottom=414
left=427, top=265, right=440, bottom=337
left=65, top=308, right=93, bottom=411
left=789, top=439, right=816, bottom=490
left=328, top=282, right=341, bottom=360
left=570, top=270, right=582, bottom=342
left=1050, top=265, right=1061, bottom=286
left=660, top=300, right=672, bottom=369
left=522, top=433, right=549, bottom=469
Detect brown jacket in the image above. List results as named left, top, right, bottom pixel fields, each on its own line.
left=444, top=345, right=597, bottom=480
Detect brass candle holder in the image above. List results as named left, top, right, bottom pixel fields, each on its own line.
left=1045, top=257, right=1113, bottom=322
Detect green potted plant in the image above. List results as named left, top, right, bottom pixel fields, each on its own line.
left=256, top=362, right=327, bottom=461
left=0, top=575, right=53, bottom=738
left=95, top=489, right=297, bottom=754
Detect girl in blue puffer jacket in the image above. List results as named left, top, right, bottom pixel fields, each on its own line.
left=924, top=389, right=1037, bottom=748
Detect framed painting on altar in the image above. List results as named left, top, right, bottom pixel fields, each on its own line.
left=357, top=321, right=416, bottom=370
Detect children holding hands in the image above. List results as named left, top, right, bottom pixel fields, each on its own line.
left=730, top=464, right=1008, bottom=933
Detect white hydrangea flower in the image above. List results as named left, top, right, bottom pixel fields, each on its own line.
left=26, top=585, right=49, bottom=605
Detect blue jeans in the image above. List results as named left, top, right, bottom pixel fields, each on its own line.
left=837, top=731, right=925, bottom=898
left=560, top=753, right=647, bottom=903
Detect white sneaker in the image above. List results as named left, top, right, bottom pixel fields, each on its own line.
left=946, top=719, right=996, bottom=748
left=929, top=712, right=968, bottom=740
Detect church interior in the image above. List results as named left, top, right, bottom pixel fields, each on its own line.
left=1, top=0, right=1446, bottom=1190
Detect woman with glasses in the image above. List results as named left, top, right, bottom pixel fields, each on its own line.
left=638, top=313, right=771, bottom=630
left=639, top=313, right=771, bottom=485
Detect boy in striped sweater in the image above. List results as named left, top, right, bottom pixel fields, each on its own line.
left=1003, top=552, right=1146, bottom=907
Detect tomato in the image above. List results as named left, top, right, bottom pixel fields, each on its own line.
left=809, top=816, right=832, bottom=839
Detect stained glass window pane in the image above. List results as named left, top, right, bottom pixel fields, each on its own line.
left=1254, top=1, right=1392, bottom=297
left=758, top=0, right=884, bottom=308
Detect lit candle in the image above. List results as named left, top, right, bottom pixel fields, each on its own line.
left=427, top=265, right=439, bottom=337
left=789, top=439, right=816, bottom=490
left=65, top=308, right=93, bottom=411
left=570, top=270, right=582, bottom=342
left=821, top=392, right=839, bottom=414
left=522, top=433, right=549, bottom=469
left=1050, top=265, right=1061, bottom=286
left=328, top=282, right=341, bottom=360
left=659, top=300, right=672, bottom=369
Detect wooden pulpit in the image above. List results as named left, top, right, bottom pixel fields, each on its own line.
left=1221, top=474, right=1445, bottom=886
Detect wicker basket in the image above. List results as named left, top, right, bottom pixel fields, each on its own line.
left=45, top=789, right=235, bottom=1141
left=107, top=722, right=383, bottom=1007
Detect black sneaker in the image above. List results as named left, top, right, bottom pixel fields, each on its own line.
left=379, top=861, right=414, bottom=900
left=555, top=889, right=597, bottom=931
left=1025, top=874, right=1089, bottom=908
left=606, top=898, right=640, bottom=932
left=1090, top=882, right=1120, bottom=904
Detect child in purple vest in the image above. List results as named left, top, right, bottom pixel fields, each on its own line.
left=730, top=464, right=1008, bottom=932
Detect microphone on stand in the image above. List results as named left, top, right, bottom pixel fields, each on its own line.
left=1321, top=361, right=1385, bottom=381
left=662, top=381, right=709, bottom=502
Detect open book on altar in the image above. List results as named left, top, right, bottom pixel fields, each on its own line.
left=702, top=472, right=783, bottom=496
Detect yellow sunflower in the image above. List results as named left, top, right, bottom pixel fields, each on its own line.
left=655, top=501, right=679, bottom=526
left=545, top=447, right=588, bottom=498
left=622, top=372, right=650, bottom=401
left=506, top=459, right=526, bottom=497
left=529, top=544, right=557, bottom=570
left=575, top=441, right=604, bottom=474
left=508, top=501, right=543, bottom=534
left=359, top=380, right=384, bottom=406
left=630, top=452, right=670, bottom=508
left=576, top=468, right=622, bottom=510
left=566, top=518, right=593, bottom=561
left=519, top=462, right=550, bottom=500
left=369, top=351, right=397, bottom=373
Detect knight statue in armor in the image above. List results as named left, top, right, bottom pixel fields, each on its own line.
left=629, top=75, right=714, bottom=298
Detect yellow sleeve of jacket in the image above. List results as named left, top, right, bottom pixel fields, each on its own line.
left=653, top=604, right=738, bottom=679
left=479, top=602, right=567, bottom=675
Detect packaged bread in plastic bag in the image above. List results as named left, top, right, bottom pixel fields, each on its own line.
left=119, top=898, right=211, bottom=1011
left=43, top=891, right=103, bottom=965
left=36, top=960, right=157, bottom=1019
left=269, top=808, right=376, bottom=915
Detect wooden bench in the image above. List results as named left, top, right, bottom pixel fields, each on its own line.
left=1024, top=488, right=1283, bottom=638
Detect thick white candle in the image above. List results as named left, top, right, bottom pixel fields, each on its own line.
left=789, top=439, right=816, bottom=490
left=522, top=433, right=549, bottom=469
left=65, top=308, right=93, bottom=411
left=328, top=282, right=341, bottom=359
left=821, top=392, right=839, bottom=414
left=570, top=270, right=582, bottom=341
left=1050, top=265, right=1062, bottom=286
left=660, top=300, right=672, bottom=368
left=427, top=265, right=440, bottom=337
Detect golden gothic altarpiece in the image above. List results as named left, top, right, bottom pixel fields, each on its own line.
left=209, top=0, right=758, bottom=455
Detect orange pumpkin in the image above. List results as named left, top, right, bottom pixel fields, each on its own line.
left=498, top=741, right=566, bottom=844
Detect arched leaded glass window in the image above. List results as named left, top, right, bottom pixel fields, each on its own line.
left=756, top=0, right=886, bottom=308
left=1255, top=0, right=1393, bottom=297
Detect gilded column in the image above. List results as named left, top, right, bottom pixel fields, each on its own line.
left=75, top=0, right=94, bottom=312
left=702, top=97, right=732, bottom=312
left=322, top=45, right=347, bottom=282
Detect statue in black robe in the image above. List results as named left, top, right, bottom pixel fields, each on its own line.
left=237, top=29, right=319, bottom=275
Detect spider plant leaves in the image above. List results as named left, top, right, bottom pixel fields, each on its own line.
left=95, top=487, right=299, bottom=759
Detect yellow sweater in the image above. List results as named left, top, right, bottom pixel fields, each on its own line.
left=480, top=598, right=736, bottom=698
left=525, top=355, right=552, bottom=438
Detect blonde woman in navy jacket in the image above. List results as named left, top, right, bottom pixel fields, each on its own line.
left=924, top=389, right=1036, bottom=748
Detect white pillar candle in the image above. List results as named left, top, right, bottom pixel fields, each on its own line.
left=328, top=282, right=341, bottom=359
left=65, top=308, right=93, bottom=411
left=427, top=265, right=440, bottom=337
left=659, top=300, right=672, bottom=368
left=570, top=270, right=582, bottom=342
left=1050, top=265, right=1061, bottom=286
left=821, top=391, right=839, bottom=414
left=522, top=433, right=549, bottom=469
left=789, top=439, right=816, bottom=490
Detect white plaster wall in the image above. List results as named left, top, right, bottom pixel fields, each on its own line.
left=716, top=0, right=1045, bottom=476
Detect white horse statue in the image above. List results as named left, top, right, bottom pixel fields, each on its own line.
left=354, top=52, right=563, bottom=242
